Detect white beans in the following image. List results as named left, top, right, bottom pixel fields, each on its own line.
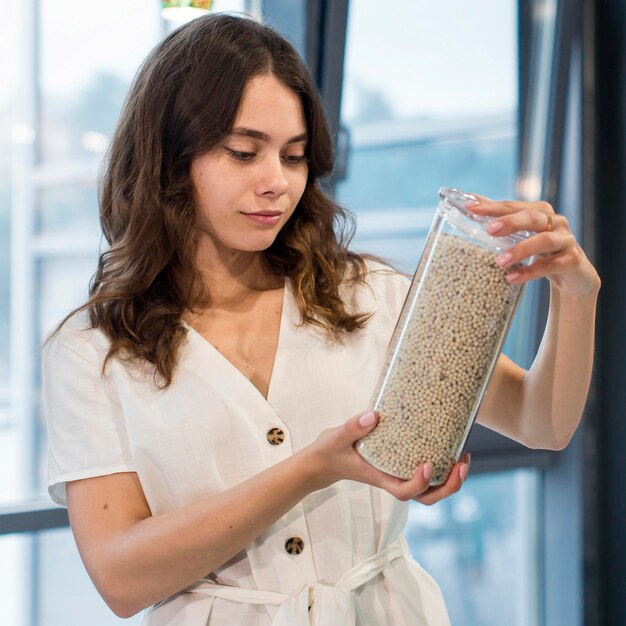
left=358, top=233, right=522, bottom=484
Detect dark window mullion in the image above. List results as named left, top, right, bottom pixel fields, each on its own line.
left=0, top=502, right=69, bottom=535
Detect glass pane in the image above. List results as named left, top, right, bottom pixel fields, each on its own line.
left=38, top=527, right=144, bottom=625
left=338, top=0, right=518, bottom=270
left=36, top=186, right=100, bottom=236
left=407, top=469, right=540, bottom=626
left=340, top=135, right=516, bottom=215
left=33, top=257, right=100, bottom=501
left=0, top=0, right=16, bottom=388
left=338, top=1, right=531, bottom=364
left=0, top=533, right=30, bottom=626
left=0, top=426, right=22, bottom=503
left=341, top=1, right=517, bottom=124
left=39, top=0, right=163, bottom=164
left=0, top=530, right=143, bottom=626
left=0, top=199, right=9, bottom=387
left=338, top=6, right=539, bottom=620
left=345, top=135, right=517, bottom=273
left=37, top=257, right=98, bottom=342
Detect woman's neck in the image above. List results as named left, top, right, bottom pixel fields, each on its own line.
left=194, top=244, right=282, bottom=311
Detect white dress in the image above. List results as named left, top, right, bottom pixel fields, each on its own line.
left=43, top=262, right=451, bottom=626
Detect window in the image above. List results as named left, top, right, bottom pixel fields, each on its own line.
left=337, top=1, right=541, bottom=623
left=407, top=469, right=540, bottom=625
left=0, top=1, right=587, bottom=624
left=1, top=2, right=257, bottom=624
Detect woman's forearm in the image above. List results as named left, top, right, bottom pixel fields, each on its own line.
left=100, top=446, right=325, bottom=617
left=466, top=197, right=601, bottom=451
left=73, top=409, right=439, bottom=620
left=518, top=282, right=600, bottom=449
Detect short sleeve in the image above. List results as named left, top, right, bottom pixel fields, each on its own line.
left=363, top=259, right=412, bottom=323
left=42, top=321, right=136, bottom=508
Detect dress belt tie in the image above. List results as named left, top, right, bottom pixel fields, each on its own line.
left=142, top=534, right=411, bottom=625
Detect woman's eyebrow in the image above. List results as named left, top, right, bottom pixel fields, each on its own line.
left=230, top=127, right=308, bottom=144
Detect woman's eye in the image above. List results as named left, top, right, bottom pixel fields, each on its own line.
left=224, top=147, right=306, bottom=165
left=225, top=148, right=255, bottom=161
left=283, top=154, right=307, bottom=165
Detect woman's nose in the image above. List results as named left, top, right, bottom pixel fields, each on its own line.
left=255, top=155, right=289, bottom=197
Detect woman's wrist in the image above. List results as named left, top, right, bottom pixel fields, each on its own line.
left=294, top=444, right=336, bottom=493
left=548, top=253, right=602, bottom=299
left=551, top=273, right=601, bottom=302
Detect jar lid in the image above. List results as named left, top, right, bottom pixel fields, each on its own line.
left=437, top=187, right=535, bottom=253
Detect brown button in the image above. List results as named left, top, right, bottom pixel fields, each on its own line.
left=266, top=427, right=285, bottom=445
left=285, top=537, right=304, bottom=555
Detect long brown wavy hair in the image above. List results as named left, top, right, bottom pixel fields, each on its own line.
left=51, top=13, right=377, bottom=388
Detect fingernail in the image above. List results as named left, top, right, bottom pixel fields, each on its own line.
left=460, top=463, right=469, bottom=482
left=496, top=251, right=512, bottom=266
left=422, top=461, right=433, bottom=481
left=359, top=412, right=376, bottom=427
left=488, top=221, right=503, bottom=234
left=465, top=200, right=480, bottom=209
left=506, top=272, right=520, bottom=282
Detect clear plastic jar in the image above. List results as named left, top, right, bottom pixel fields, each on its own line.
left=356, top=187, right=534, bottom=485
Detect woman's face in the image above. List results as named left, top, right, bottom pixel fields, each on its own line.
left=190, top=73, right=309, bottom=260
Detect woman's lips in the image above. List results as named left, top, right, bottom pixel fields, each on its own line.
left=242, top=212, right=283, bottom=226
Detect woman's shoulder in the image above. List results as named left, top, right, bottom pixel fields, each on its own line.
left=42, top=309, right=110, bottom=366
left=342, top=256, right=411, bottom=320
left=363, top=257, right=410, bottom=285
left=362, top=257, right=411, bottom=299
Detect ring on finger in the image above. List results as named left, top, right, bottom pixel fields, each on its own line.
left=543, top=213, right=554, bottom=232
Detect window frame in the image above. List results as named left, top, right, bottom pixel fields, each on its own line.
left=317, top=3, right=588, bottom=626
left=1, top=3, right=595, bottom=626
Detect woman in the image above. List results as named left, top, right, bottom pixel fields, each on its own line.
left=42, top=13, right=600, bottom=626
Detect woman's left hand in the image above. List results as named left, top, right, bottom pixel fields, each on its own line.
left=466, top=196, right=601, bottom=297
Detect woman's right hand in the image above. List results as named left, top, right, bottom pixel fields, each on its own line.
left=308, top=411, right=470, bottom=505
